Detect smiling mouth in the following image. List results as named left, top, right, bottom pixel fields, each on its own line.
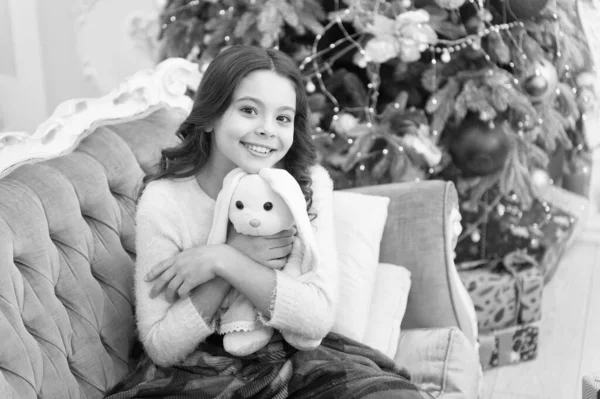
left=241, top=142, right=276, bottom=155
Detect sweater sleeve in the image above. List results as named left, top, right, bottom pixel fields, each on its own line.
left=261, top=165, right=339, bottom=341
left=134, top=181, right=214, bottom=366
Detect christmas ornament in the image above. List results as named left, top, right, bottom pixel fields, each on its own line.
left=449, top=115, right=513, bottom=177
left=434, top=0, right=466, bottom=9
left=577, top=87, right=596, bottom=112
left=490, top=0, right=549, bottom=21
left=523, top=58, right=558, bottom=102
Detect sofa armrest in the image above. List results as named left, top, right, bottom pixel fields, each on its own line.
left=349, top=180, right=477, bottom=345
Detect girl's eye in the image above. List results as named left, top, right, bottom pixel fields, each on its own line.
left=240, top=107, right=257, bottom=115
left=236, top=201, right=244, bottom=210
left=263, top=202, right=273, bottom=211
left=278, top=115, right=293, bottom=123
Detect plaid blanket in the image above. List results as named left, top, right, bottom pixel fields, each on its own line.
left=105, top=332, right=433, bottom=399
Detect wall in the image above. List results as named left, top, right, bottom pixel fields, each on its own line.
left=0, top=0, right=160, bottom=133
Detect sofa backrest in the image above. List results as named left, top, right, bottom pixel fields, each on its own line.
left=0, top=59, right=197, bottom=398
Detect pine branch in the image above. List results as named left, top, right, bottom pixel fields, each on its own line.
left=498, top=136, right=538, bottom=209
left=426, top=78, right=460, bottom=135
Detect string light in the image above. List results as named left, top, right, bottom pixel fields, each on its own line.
left=161, top=0, right=231, bottom=32
left=160, top=0, right=593, bottom=186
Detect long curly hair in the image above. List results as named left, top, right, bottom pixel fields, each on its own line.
left=142, top=45, right=318, bottom=212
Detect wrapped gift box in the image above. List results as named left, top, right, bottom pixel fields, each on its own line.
left=455, top=188, right=578, bottom=281
left=458, top=255, right=543, bottom=334
left=478, top=323, right=539, bottom=370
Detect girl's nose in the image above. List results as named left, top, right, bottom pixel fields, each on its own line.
left=256, top=129, right=275, bottom=138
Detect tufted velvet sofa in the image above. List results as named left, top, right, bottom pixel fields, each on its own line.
left=0, top=58, right=481, bottom=398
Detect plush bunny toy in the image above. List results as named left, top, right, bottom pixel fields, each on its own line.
left=207, top=167, right=321, bottom=356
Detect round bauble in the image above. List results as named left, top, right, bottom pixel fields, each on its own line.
left=434, top=0, right=466, bottom=9
left=449, top=115, right=513, bottom=177
left=523, top=58, right=558, bottom=102
left=490, top=0, right=549, bottom=21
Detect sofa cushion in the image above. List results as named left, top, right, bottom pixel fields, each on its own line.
left=394, top=328, right=481, bottom=399
left=330, top=191, right=390, bottom=342
left=363, top=263, right=411, bottom=359
left=0, top=125, right=151, bottom=397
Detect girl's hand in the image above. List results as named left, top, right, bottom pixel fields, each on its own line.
left=226, top=226, right=296, bottom=269
left=145, top=244, right=228, bottom=302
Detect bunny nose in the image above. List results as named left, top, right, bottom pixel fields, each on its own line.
left=249, top=219, right=261, bottom=228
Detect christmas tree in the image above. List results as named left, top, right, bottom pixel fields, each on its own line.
left=157, top=0, right=595, bottom=209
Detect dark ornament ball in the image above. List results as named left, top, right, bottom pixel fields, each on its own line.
left=522, top=58, right=558, bottom=102
left=449, top=115, right=513, bottom=177
left=523, top=75, right=549, bottom=98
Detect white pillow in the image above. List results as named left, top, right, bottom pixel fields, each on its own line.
left=331, top=191, right=390, bottom=342
left=363, top=263, right=412, bottom=358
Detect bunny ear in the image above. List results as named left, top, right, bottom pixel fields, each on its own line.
left=207, top=168, right=247, bottom=245
left=258, top=168, right=319, bottom=274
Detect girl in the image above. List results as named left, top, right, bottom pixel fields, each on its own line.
left=106, top=45, right=432, bottom=399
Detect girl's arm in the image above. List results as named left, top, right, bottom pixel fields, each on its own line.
left=216, top=166, right=338, bottom=342
left=135, top=183, right=229, bottom=366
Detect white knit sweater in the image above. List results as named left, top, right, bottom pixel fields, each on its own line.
left=134, top=165, right=338, bottom=366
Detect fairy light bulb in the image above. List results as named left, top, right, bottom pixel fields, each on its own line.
left=441, top=50, right=451, bottom=63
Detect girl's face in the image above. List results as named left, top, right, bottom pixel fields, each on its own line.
left=210, top=70, right=296, bottom=174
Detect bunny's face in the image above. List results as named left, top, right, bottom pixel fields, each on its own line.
left=229, top=174, right=294, bottom=236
